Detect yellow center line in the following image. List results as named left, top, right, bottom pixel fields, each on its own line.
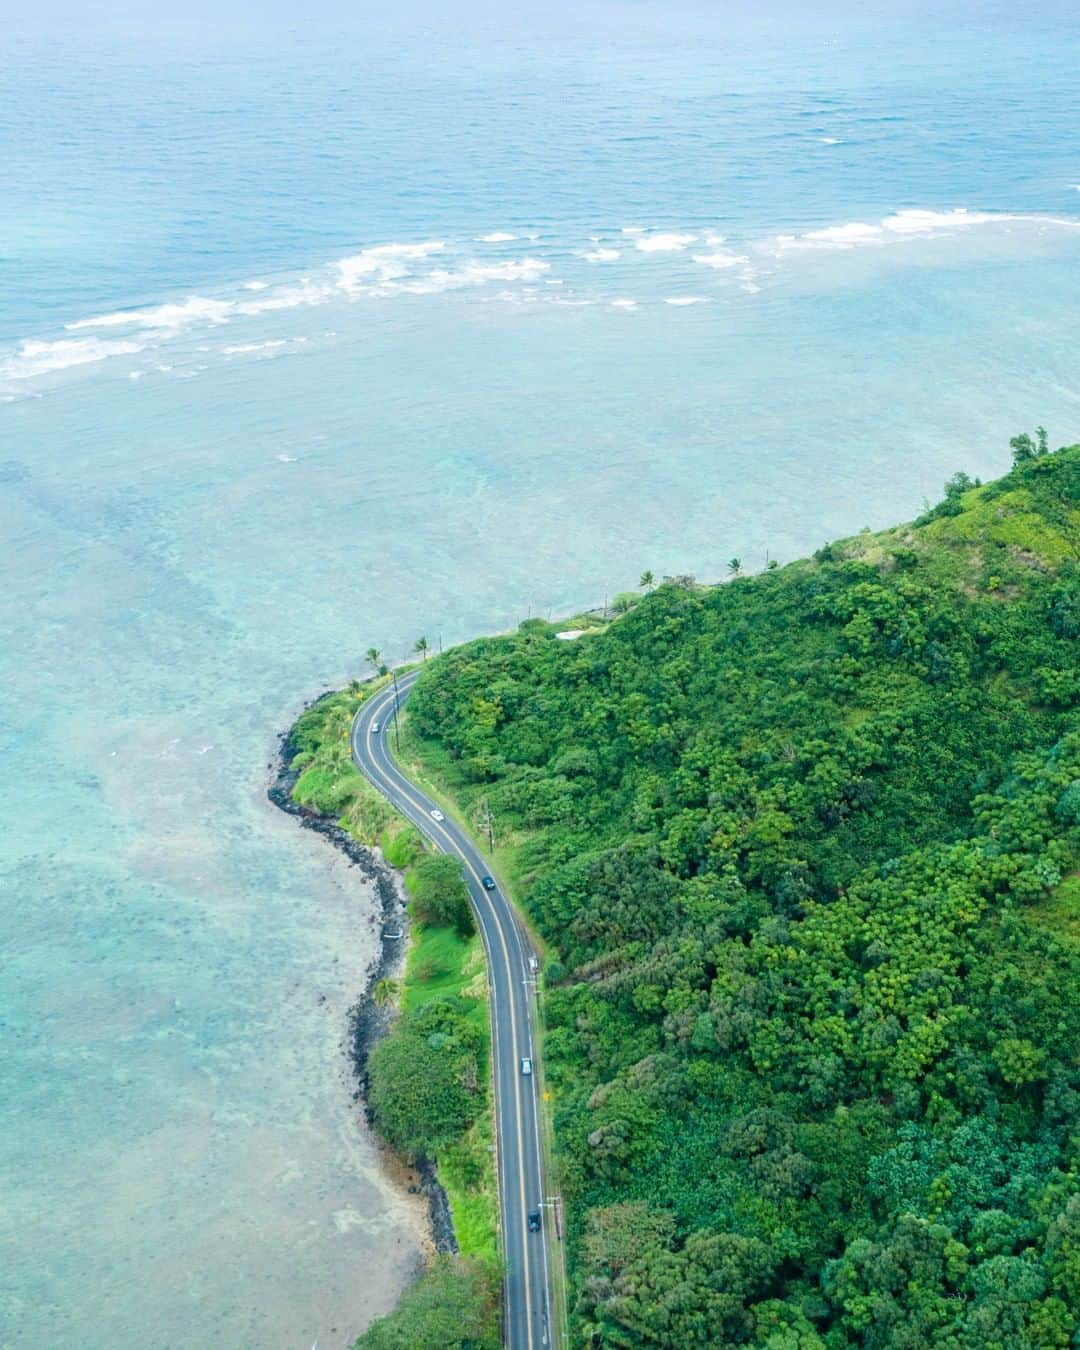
left=357, top=685, right=538, bottom=1348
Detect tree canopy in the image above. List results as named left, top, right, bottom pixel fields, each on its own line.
left=354, top=1255, right=500, bottom=1349
left=367, top=997, right=484, bottom=1159
left=407, top=442, right=1080, bottom=1346
left=409, top=853, right=475, bottom=939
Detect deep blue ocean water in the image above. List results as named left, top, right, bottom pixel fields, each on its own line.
left=3, top=2, right=1080, bottom=1345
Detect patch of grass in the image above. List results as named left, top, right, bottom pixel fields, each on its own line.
left=440, top=1114, right=499, bottom=1264
left=400, top=919, right=497, bottom=1259
left=381, top=824, right=425, bottom=868
left=288, top=678, right=421, bottom=856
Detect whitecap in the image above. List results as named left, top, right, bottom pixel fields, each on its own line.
left=881, top=208, right=1002, bottom=234
left=336, top=241, right=445, bottom=290
left=277, top=454, right=298, bottom=463
left=390, top=258, right=550, bottom=293
left=765, top=207, right=1058, bottom=257
left=610, top=298, right=638, bottom=310
left=580, top=247, right=620, bottom=262
left=664, top=296, right=709, bottom=306
left=242, top=280, right=269, bottom=291
left=476, top=232, right=518, bottom=242
left=692, top=248, right=748, bottom=269
left=820, top=137, right=841, bottom=145
left=0, top=336, right=144, bottom=380
left=128, top=370, right=144, bottom=381
left=621, top=226, right=645, bottom=235
left=237, top=281, right=330, bottom=315
left=69, top=295, right=234, bottom=331
left=635, top=231, right=698, bottom=253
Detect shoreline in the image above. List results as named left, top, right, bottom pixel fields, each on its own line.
left=267, top=707, right=458, bottom=1256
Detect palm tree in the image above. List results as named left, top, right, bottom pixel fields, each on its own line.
left=728, top=558, right=742, bottom=577
left=640, top=570, right=655, bottom=591
left=414, top=636, right=429, bottom=662
left=365, top=647, right=381, bottom=674
left=373, top=978, right=399, bottom=1007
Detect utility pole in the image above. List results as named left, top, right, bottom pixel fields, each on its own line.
left=479, top=798, right=494, bottom=852
left=391, top=669, right=401, bottom=753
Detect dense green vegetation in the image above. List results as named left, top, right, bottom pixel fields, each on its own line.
left=409, top=853, right=476, bottom=939
left=353, top=1254, right=500, bottom=1350
left=406, top=442, right=1080, bottom=1346
left=283, top=683, right=499, bottom=1339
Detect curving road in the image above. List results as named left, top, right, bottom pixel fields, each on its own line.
left=351, top=672, right=553, bottom=1349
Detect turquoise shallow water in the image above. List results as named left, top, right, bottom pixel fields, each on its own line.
left=3, top=2, right=1080, bottom=1346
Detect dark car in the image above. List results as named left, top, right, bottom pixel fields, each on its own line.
left=528, top=1210, right=541, bottom=1233
left=481, top=875, right=496, bottom=890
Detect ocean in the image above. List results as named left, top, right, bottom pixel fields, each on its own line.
left=3, top=1, right=1080, bottom=1345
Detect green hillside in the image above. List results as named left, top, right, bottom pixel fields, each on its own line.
left=406, top=440, right=1080, bottom=1347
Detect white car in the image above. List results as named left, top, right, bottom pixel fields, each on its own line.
left=430, top=808, right=445, bottom=822
left=371, top=721, right=379, bottom=733
left=520, top=1058, right=533, bottom=1076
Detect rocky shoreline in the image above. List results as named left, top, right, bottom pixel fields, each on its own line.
left=268, top=706, right=458, bottom=1255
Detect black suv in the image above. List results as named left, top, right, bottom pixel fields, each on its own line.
left=481, top=875, right=496, bottom=890
left=527, top=1210, right=541, bottom=1233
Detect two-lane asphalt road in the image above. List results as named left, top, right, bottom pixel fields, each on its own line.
left=351, top=672, right=553, bottom=1349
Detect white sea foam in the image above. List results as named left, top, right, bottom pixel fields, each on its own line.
left=665, top=296, right=709, bottom=306
left=1, top=336, right=144, bottom=380
left=237, top=281, right=329, bottom=315
left=389, top=258, right=550, bottom=294
left=223, top=340, right=288, bottom=355
left=766, top=208, right=1050, bottom=256
left=820, top=137, right=841, bottom=145
left=621, top=226, right=645, bottom=235
left=635, top=231, right=698, bottom=252
left=693, top=248, right=748, bottom=269
left=610, top=298, right=638, bottom=310
left=69, top=295, right=235, bottom=331
left=243, top=280, right=269, bottom=290
left=580, top=247, right=620, bottom=262
left=336, top=241, right=445, bottom=289
left=476, top=232, right=518, bottom=242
